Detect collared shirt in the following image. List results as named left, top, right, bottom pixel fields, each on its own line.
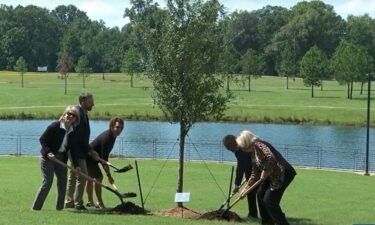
left=58, top=121, right=74, bottom=153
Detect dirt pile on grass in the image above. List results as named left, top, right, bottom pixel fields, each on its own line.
left=110, top=202, right=147, bottom=215
left=200, top=210, right=243, bottom=222
left=154, top=206, right=201, bottom=219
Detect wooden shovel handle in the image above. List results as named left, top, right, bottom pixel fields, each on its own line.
left=228, top=179, right=263, bottom=210
left=52, top=157, right=103, bottom=187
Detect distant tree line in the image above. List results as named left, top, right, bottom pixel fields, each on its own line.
left=1, top=0, right=375, bottom=97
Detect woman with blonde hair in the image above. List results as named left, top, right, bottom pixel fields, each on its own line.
left=237, top=130, right=296, bottom=225
left=32, top=106, right=80, bottom=210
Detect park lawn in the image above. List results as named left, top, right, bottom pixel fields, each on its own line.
left=0, top=156, right=374, bottom=225
left=0, top=71, right=374, bottom=125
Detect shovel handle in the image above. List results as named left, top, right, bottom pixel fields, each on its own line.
left=98, top=158, right=111, bottom=166
left=227, top=179, right=263, bottom=211
left=52, top=158, right=107, bottom=188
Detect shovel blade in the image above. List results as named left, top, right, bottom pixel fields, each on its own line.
left=120, top=192, right=137, bottom=198
left=115, top=164, right=133, bottom=173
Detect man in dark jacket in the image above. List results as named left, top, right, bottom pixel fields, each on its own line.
left=65, top=92, right=99, bottom=210
left=223, top=134, right=258, bottom=219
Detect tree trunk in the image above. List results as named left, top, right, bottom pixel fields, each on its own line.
left=21, top=72, right=24, bottom=88
left=321, top=80, right=323, bottom=91
left=83, top=73, right=85, bottom=88
left=350, top=80, right=354, bottom=99
left=248, top=75, right=251, bottom=92
left=131, top=72, right=133, bottom=88
left=226, top=75, right=230, bottom=92
left=346, top=82, right=350, bottom=99
left=286, top=76, right=289, bottom=89
left=102, top=72, right=105, bottom=80
left=311, top=84, right=314, bottom=98
left=360, top=81, right=364, bottom=95
left=64, top=74, right=67, bottom=95
left=177, top=122, right=187, bottom=207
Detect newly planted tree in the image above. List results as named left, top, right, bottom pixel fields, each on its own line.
left=14, top=56, right=27, bottom=88
left=300, top=46, right=329, bottom=97
left=126, top=0, right=230, bottom=206
left=76, top=55, right=91, bottom=88
left=57, top=50, right=72, bottom=95
left=240, top=48, right=263, bottom=92
left=121, top=45, right=141, bottom=88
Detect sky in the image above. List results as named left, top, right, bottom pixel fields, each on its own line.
left=2, top=0, right=375, bottom=28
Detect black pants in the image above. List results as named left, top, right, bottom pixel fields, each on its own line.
left=257, top=171, right=295, bottom=225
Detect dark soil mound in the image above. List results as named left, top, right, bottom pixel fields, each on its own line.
left=110, top=202, right=147, bottom=215
left=200, top=210, right=243, bottom=222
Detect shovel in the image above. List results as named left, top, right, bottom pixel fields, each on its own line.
left=52, top=158, right=136, bottom=205
left=98, top=158, right=133, bottom=173
left=221, top=179, right=263, bottom=215
left=217, top=179, right=246, bottom=211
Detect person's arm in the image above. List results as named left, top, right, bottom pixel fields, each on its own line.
left=233, top=153, right=245, bottom=194
left=240, top=163, right=260, bottom=198
left=39, top=123, right=54, bottom=158
left=103, top=164, right=114, bottom=184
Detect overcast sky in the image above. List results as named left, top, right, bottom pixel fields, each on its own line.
left=2, top=0, right=375, bottom=28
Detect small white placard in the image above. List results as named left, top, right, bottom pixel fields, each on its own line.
left=174, top=192, right=190, bottom=203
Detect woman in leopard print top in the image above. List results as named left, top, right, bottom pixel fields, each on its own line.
left=236, top=130, right=296, bottom=225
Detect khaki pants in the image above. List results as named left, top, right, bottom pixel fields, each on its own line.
left=65, top=158, right=88, bottom=207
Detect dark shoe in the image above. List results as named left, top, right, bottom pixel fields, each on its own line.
left=65, top=202, right=74, bottom=209
left=74, top=205, right=87, bottom=211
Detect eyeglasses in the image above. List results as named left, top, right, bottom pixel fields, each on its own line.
left=114, top=126, right=124, bottom=129
left=66, top=112, right=77, bottom=118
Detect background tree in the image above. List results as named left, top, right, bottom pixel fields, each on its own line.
left=270, top=1, right=344, bottom=88
left=240, top=48, right=263, bottom=92
left=300, top=46, right=329, bottom=97
left=126, top=0, right=230, bottom=206
left=345, top=15, right=375, bottom=94
left=255, top=5, right=291, bottom=75
left=216, top=18, right=238, bottom=91
left=121, top=45, right=141, bottom=87
left=331, top=41, right=373, bottom=99
left=76, top=55, right=91, bottom=88
left=57, top=50, right=72, bottom=95
left=14, top=56, right=27, bottom=88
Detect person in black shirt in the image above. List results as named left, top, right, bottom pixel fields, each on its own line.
left=86, top=117, right=124, bottom=208
left=223, top=134, right=258, bottom=219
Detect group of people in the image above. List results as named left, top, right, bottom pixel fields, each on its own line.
left=30, top=92, right=296, bottom=224
left=223, top=131, right=296, bottom=225
left=32, top=92, right=124, bottom=211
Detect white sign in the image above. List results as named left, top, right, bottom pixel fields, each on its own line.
left=37, top=66, right=48, bottom=72
left=174, top=192, right=190, bottom=203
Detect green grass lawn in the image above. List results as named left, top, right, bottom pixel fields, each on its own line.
left=1, top=156, right=374, bottom=225
left=0, top=71, right=374, bottom=126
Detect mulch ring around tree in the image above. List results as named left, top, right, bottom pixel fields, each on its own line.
left=199, top=210, right=243, bottom=222
left=109, top=201, right=148, bottom=215
left=153, top=206, right=202, bottom=219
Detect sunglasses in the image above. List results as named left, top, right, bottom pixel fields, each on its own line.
left=66, top=112, right=77, bottom=118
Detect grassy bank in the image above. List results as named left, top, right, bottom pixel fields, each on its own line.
left=0, top=71, right=373, bottom=126
left=0, top=156, right=374, bottom=225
